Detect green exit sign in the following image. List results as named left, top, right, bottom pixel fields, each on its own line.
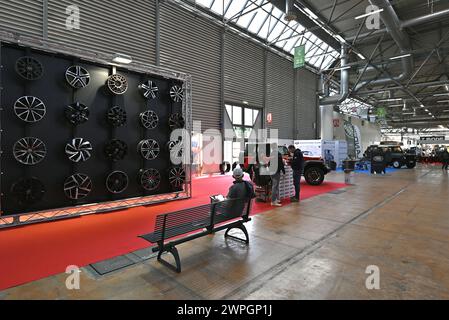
left=376, top=107, right=387, bottom=118
left=294, top=45, right=305, bottom=69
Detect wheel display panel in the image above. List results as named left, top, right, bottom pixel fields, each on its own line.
left=0, top=42, right=191, bottom=221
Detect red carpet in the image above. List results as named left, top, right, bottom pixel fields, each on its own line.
left=0, top=175, right=345, bottom=291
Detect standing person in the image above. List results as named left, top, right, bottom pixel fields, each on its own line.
left=269, top=145, right=286, bottom=207
left=442, top=147, right=449, bottom=171
left=288, top=145, right=304, bottom=203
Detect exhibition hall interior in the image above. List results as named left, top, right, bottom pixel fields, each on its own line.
left=1, top=0, right=449, bottom=301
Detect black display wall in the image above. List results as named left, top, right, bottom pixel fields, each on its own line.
left=0, top=44, right=186, bottom=216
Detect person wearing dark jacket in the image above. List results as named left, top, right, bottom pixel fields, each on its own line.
left=226, top=167, right=255, bottom=217
left=442, top=148, right=449, bottom=170
left=288, top=145, right=304, bottom=202
left=269, top=147, right=286, bottom=207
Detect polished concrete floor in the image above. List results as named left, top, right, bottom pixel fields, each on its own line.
left=2, top=164, right=449, bottom=300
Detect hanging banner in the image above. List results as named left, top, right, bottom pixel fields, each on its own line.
left=294, top=45, right=306, bottom=69
left=344, top=121, right=363, bottom=159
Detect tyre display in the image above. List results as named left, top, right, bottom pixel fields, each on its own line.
left=104, top=139, right=128, bottom=161
left=106, top=171, right=129, bottom=194
left=139, top=80, right=159, bottom=99
left=65, top=66, right=90, bottom=88
left=107, top=106, right=127, bottom=127
left=10, top=177, right=46, bottom=205
left=65, top=138, right=93, bottom=163
left=140, top=168, right=161, bottom=191
left=15, top=56, right=44, bottom=81
left=138, top=139, right=160, bottom=160
left=13, top=137, right=47, bottom=165
left=140, top=110, right=159, bottom=130
left=107, top=74, right=128, bottom=95
left=14, top=96, right=46, bottom=123
left=1, top=44, right=189, bottom=216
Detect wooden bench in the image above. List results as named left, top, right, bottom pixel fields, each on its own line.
left=139, top=197, right=252, bottom=273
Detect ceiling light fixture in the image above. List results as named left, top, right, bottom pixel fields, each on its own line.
left=434, top=93, right=449, bottom=97
left=378, top=98, right=403, bottom=102
left=333, top=66, right=351, bottom=71
left=389, top=53, right=412, bottom=60
left=354, top=8, right=384, bottom=20
left=303, top=7, right=318, bottom=20
left=437, top=100, right=449, bottom=103
left=428, top=83, right=449, bottom=89
left=112, top=53, right=133, bottom=64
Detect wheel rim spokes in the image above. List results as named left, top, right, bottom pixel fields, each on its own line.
left=169, top=167, right=186, bottom=188
left=106, top=171, right=129, bottom=194
left=65, top=138, right=93, bottom=163
left=139, top=80, right=159, bottom=99
left=66, top=65, right=91, bottom=88
left=170, top=85, right=184, bottom=102
left=64, top=174, right=92, bottom=200
left=139, top=140, right=160, bottom=160
left=14, top=96, right=46, bottom=123
left=141, top=168, right=161, bottom=191
left=13, top=137, right=47, bottom=165
left=140, top=110, right=159, bottom=129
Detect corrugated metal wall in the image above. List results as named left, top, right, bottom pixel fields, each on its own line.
left=224, top=32, right=265, bottom=108
left=266, top=52, right=295, bottom=139
left=160, top=2, right=221, bottom=131
left=0, top=0, right=319, bottom=138
left=296, top=68, right=318, bottom=139
left=47, top=0, right=156, bottom=64
left=0, top=0, right=43, bottom=38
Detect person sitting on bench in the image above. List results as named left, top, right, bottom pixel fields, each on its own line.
left=224, top=167, right=255, bottom=218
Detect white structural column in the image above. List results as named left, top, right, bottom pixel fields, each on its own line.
left=320, top=105, right=334, bottom=140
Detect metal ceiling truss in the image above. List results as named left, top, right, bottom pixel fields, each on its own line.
left=194, top=0, right=341, bottom=70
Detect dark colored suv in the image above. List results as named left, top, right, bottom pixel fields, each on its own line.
left=364, top=145, right=416, bottom=169
left=236, top=144, right=330, bottom=186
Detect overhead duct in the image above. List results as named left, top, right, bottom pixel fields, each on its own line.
left=355, top=0, right=413, bottom=91
left=320, top=44, right=349, bottom=105
left=348, top=8, right=449, bottom=43
left=356, top=79, right=449, bottom=95
left=401, top=8, right=449, bottom=29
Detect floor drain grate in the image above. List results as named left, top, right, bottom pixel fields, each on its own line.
left=90, top=255, right=136, bottom=275
left=329, top=189, right=347, bottom=195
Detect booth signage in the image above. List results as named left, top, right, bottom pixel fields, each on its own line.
left=420, top=136, right=445, bottom=142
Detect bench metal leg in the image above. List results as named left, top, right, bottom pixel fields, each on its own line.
left=158, top=246, right=182, bottom=273
left=225, top=223, right=249, bottom=244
